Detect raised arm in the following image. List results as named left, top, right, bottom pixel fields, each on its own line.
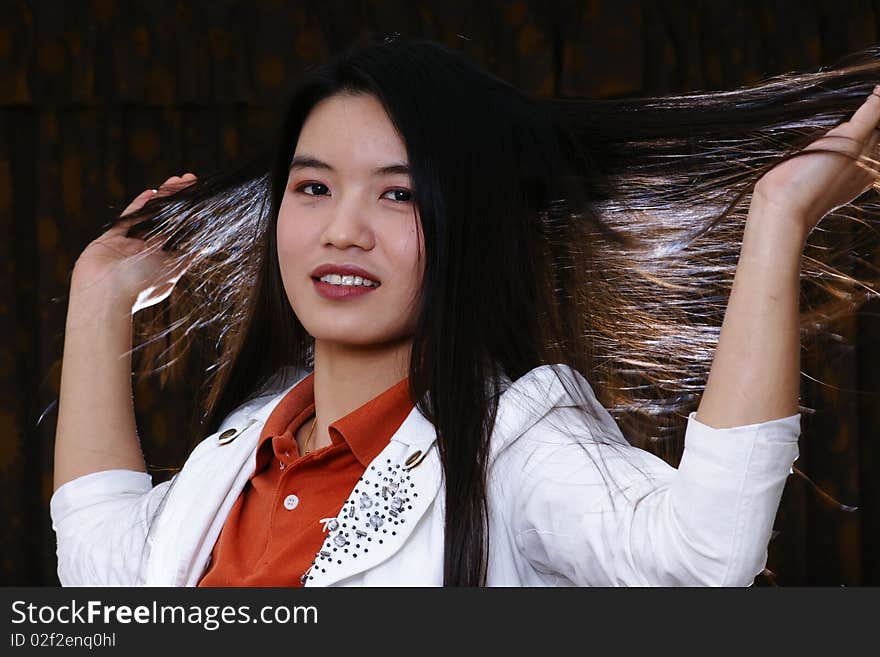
left=53, top=174, right=197, bottom=491
left=695, top=86, right=880, bottom=428
left=513, top=88, right=880, bottom=587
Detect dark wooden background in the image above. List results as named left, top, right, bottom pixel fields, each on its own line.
left=2, top=0, right=879, bottom=586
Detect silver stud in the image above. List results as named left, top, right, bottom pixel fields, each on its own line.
left=391, top=497, right=404, bottom=511
left=369, top=515, right=383, bottom=530
left=319, top=517, right=339, bottom=532
left=333, top=534, right=348, bottom=547
left=359, top=493, right=373, bottom=509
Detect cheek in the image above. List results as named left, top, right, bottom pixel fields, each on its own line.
left=275, top=213, right=312, bottom=298
left=276, top=205, right=315, bottom=263
left=384, top=230, right=424, bottom=278
left=385, top=224, right=425, bottom=295
left=276, top=202, right=296, bottom=247
left=403, top=221, right=426, bottom=285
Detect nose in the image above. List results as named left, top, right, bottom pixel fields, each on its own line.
left=319, top=193, right=375, bottom=251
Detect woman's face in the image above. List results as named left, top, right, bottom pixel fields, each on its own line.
left=277, top=93, right=425, bottom=348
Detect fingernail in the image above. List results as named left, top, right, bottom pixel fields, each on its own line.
left=150, top=189, right=158, bottom=193
left=874, top=84, right=880, bottom=95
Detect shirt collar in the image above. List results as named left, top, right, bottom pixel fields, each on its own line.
left=259, top=372, right=415, bottom=468
left=331, top=376, right=415, bottom=467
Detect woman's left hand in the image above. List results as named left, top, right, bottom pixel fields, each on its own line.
left=752, top=84, right=880, bottom=236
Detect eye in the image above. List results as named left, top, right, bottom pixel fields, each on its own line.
left=382, top=189, right=413, bottom=203
left=296, top=182, right=330, bottom=197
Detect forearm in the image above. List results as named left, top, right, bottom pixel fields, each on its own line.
left=695, top=202, right=806, bottom=428
left=53, top=284, right=146, bottom=491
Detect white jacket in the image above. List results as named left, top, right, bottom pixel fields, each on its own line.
left=50, top=364, right=800, bottom=587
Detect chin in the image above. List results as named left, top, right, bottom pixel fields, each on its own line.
left=316, top=335, right=393, bottom=350
left=305, top=322, right=383, bottom=344
left=310, top=323, right=414, bottom=349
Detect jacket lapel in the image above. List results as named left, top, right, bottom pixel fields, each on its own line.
left=304, top=404, right=441, bottom=587
left=301, top=366, right=568, bottom=586
left=145, top=381, right=304, bottom=586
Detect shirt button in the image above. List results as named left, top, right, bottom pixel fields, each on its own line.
left=283, top=494, right=300, bottom=510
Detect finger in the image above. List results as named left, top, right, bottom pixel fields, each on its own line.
left=112, top=173, right=198, bottom=236
left=173, top=172, right=198, bottom=188
left=156, top=173, right=198, bottom=195
left=120, top=189, right=158, bottom=218
left=163, top=173, right=197, bottom=185
left=866, top=128, right=880, bottom=154
left=844, top=85, right=880, bottom=141
left=110, top=216, right=159, bottom=242
left=861, top=129, right=880, bottom=174
left=156, top=175, right=183, bottom=192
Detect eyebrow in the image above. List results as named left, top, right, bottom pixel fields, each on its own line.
left=289, top=154, right=411, bottom=177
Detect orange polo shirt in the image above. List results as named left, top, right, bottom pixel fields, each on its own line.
left=198, top=372, right=415, bottom=587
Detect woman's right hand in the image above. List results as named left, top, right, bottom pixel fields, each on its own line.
left=70, top=173, right=198, bottom=313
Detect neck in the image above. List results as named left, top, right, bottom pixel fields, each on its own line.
left=310, top=337, right=412, bottom=444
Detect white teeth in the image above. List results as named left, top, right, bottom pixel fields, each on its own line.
left=318, top=273, right=379, bottom=287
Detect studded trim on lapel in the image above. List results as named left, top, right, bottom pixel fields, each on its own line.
left=300, top=365, right=584, bottom=587
left=303, top=404, right=441, bottom=587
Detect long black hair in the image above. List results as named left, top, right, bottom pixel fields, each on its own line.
left=115, top=34, right=880, bottom=585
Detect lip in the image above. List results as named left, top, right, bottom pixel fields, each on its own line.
left=310, top=263, right=382, bottom=284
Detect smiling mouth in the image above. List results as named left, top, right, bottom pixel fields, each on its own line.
left=311, top=274, right=382, bottom=290
left=311, top=277, right=381, bottom=300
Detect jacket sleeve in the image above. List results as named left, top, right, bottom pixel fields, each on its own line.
left=50, top=469, right=175, bottom=586
left=511, top=409, right=800, bottom=586
left=47, top=370, right=301, bottom=587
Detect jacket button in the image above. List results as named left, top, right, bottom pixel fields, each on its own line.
left=404, top=450, right=422, bottom=466
left=217, top=428, right=239, bottom=445
left=283, top=494, right=300, bottom=510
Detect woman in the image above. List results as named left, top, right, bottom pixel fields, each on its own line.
left=50, top=35, right=880, bottom=586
